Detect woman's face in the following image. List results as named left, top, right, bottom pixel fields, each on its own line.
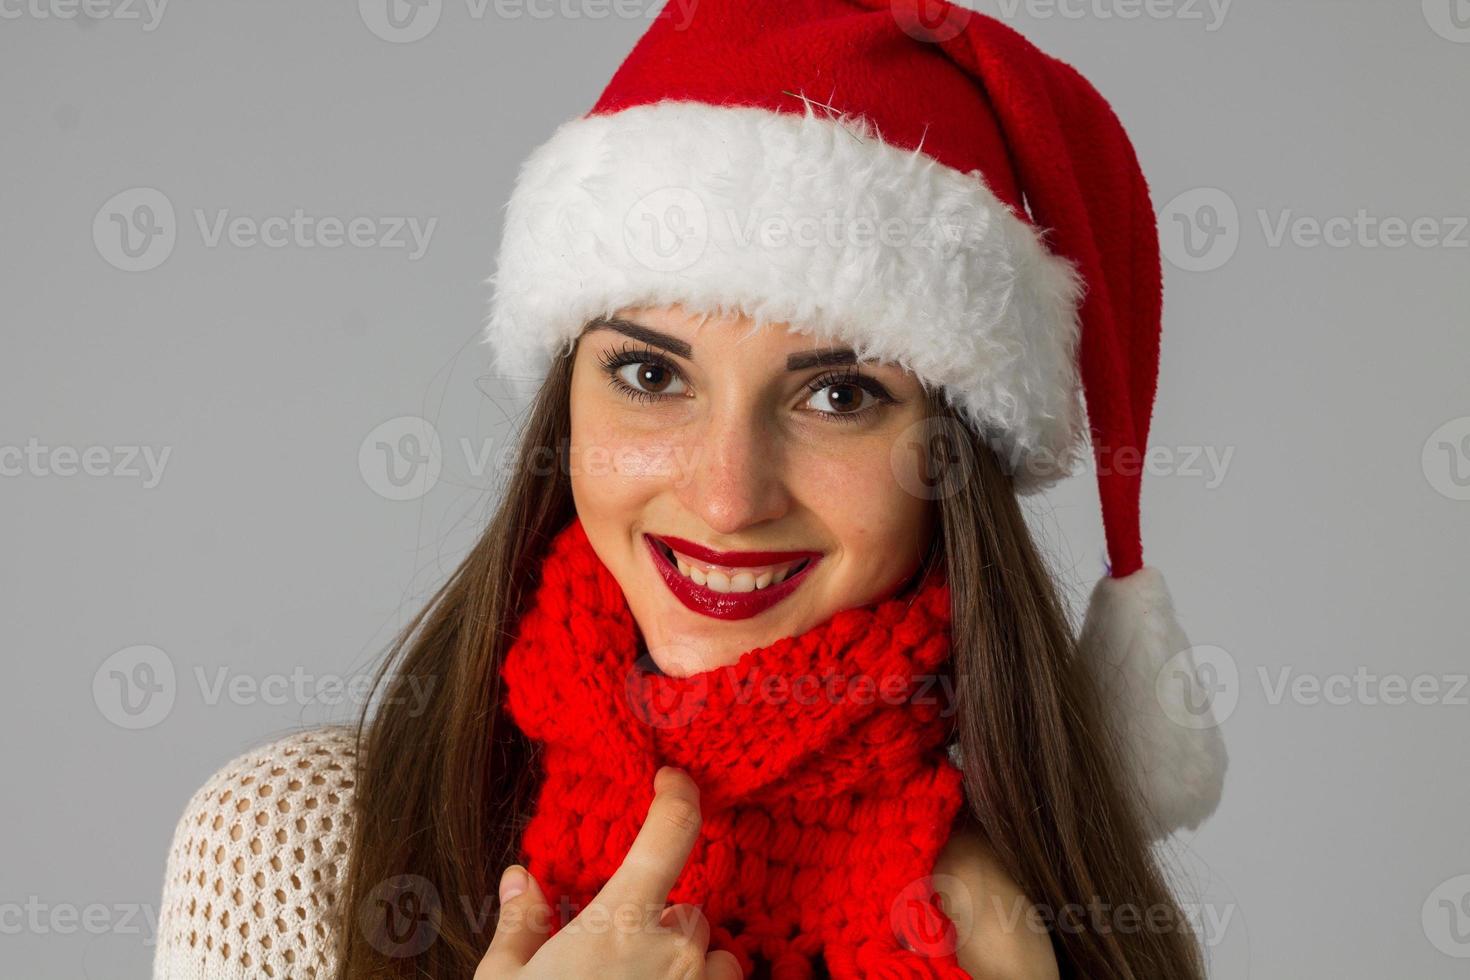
left=568, top=304, right=938, bottom=676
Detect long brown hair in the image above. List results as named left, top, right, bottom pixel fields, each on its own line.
left=336, top=342, right=1206, bottom=979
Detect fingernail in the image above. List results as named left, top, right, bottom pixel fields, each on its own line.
left=499, top=864, right=528, bottom=903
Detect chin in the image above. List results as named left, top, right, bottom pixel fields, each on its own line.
left=641, top=605, right=768, bottom=675
left=641, top=589, right=830, bottom=677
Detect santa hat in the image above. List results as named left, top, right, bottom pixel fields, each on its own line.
left=483, top=0, right=1226, bottom=838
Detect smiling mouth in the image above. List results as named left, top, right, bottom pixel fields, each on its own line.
left=644, top=534, right=821, bottom=621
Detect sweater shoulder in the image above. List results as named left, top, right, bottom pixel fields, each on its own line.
left=153, top=725, right=359, bottom=980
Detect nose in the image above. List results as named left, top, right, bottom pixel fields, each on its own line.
left=675, top=407, right=792, bottom=536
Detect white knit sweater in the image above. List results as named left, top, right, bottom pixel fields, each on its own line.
left=153, top=726, right=358, bottom=980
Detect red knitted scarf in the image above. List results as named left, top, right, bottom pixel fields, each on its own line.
left=500, top=517, right=969, bottom=979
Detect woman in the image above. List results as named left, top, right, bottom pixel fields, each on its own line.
left=152, top=2, right=1226, bottom=978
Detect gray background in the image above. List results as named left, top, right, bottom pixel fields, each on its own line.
left=3, top=1, right=1467, bottom=976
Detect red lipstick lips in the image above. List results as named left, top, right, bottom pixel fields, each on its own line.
left=644, top=534, right=822, bottom=620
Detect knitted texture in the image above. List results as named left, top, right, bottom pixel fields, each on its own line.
left=152, top=727, right=357, bottom=980
left=500, top=517, right=970, bottom=979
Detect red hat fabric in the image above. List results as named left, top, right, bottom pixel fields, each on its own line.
left=487, top=0, right=1086, bottom=492
left=484, top=0, right=1226, bottom=836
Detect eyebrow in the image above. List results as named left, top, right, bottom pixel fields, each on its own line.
left=585, top=316, right=858, bottom=372
left=585, top=316, right=692, bottom=359
left=785, top=347, right=857, bottom=371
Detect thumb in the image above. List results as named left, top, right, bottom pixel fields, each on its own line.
left=477, top=864, right=552, bottom=975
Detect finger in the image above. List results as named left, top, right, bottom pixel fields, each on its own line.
left=477, top=864, right=552, bottom=974
left=598, top=766, right=702, bottom=912
left=659, top=902, right=710, bottom=953
left=705, top=948, right=744, bottom=980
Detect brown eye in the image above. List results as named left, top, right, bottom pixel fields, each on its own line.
left=616, top=361, right=687, bottom=396
left=806, top=382, right=873, bottom=415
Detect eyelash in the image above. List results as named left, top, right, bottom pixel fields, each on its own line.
left=802, top=369, right=898, bottom=423
left=595, top=343, right=898, bottom=422
left=597, top=343, right=682, bottom=405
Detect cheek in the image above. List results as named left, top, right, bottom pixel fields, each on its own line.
left=568, top=389, right=694, bottom=522
left=788, top=434, right=934, bottom=578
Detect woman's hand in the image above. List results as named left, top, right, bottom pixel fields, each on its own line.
left=476, top=766, right=743, bottom=979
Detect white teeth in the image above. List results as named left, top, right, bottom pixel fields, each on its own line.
left=664, top=545, right=809, bottom=592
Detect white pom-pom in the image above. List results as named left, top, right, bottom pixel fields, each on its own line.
left=1078, top=567, right=1228, bottom=839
